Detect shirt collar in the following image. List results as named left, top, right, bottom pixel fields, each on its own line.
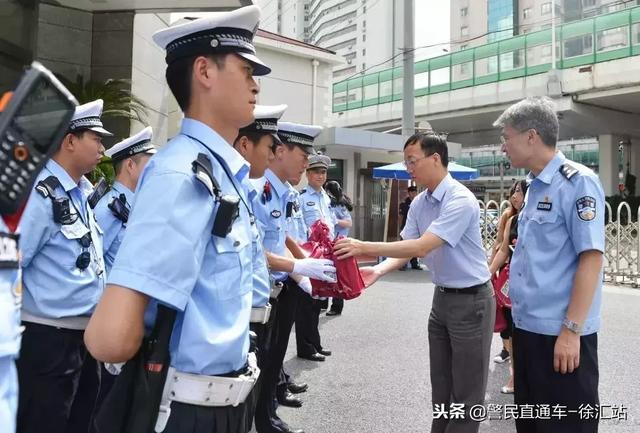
left=45, top=159, right=84, bottom=193
left=181, top=118, right=250, bottom=182
left=265, top=169, right=290, bottom=199
left=112, top=181, right=134, bottom=202
left=426, top=173, right=453, bottom=203
left=529, top=151, right=565, bottom=185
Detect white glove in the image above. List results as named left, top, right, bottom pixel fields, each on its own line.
left=292, top=258, right=337, bottom=283
left=297, top=277, right=313, bottom=295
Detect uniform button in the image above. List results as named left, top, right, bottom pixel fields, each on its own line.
left=518, top=273, right=522, bottom=277
left=233, top=241, right=240, bottom=247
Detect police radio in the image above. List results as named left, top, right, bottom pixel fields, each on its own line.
left=0, top=61, right=78, bottom=217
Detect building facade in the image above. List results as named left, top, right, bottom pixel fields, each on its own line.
left=256, top=0, right=405, bottom=81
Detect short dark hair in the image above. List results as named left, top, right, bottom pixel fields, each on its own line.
left=113, top=153, right=147, bottom=176
left=165, top=54, right=227, bottom=112
left=403, top=133, right=448, bottom=167
left=407, top=186, right=417, bottom=192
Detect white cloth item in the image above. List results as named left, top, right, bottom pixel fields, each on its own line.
left=292, top=258, right=336, bottom=282
left=297, top=277, right=313, bottom=295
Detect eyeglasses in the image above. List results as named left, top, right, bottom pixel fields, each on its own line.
left=402, top=154, right=432, bottom=169
left=76, top=232, right=92, bottom=270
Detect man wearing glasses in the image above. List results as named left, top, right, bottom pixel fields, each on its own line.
left=494, top=97, right=603, bottom=433
left=334, top=133, right=494, bottom=433
left=16, top=99, right=110, bottom=433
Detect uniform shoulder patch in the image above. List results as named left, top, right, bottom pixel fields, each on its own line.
left=576, top=196, right=596, bottom=221
left=559, top=163, right=579, bottom=180
left=35, top=176, right=61, bottom=199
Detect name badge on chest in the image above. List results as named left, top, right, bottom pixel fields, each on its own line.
left=0, top=232, right=19, bottom=269
left=536, top=196, right=552, bottom=212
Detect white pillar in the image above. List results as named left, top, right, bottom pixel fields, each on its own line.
left=598, top=134, right=620, bottom=196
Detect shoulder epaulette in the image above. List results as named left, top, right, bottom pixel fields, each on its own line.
left=108, top=194, right=130, bottom=223
left=88, top=178, right=108, bottom=209
left=35, top=176, right=61, bottom=199
left=559, top=163, right=579, bottom=181
left=192, top=153, right=221, bottom=196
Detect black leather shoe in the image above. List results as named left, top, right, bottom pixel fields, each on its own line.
left=277, top=391, right=303, bottom=408
left=297, top=352, right=325, bottom=362
left=287, top=382, right=308, bottom=394
left=326, top=310, right=341, bottom=316
left=318, top=348, right=332, bottom=356
left=277, top=427, right=304, bottom=433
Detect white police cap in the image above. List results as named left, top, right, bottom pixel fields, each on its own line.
left=308, top=153, right=331, bottom=170
left=152, top=5, right=270, bottom=76
left=277, top=122, right=323, bottom=155
left=106, top=126, right=156, bottom=162
left=240, top=104, right=287, bottom=145
left=68, top=99, right=113, bottom=137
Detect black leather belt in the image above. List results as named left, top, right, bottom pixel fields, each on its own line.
left=436, top=281, right=489, bottom=295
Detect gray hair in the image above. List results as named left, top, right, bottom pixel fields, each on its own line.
left=493, top=97, right=559, bottom=147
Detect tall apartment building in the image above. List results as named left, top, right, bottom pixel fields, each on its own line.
left=256, top=0, right=405, bottom=80
left=451, top=0, right=640, bottom=51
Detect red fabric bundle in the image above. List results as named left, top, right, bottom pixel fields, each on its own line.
left=491, top=264, right=512, bottom=332
left=300, top=220, right=366, bottom=300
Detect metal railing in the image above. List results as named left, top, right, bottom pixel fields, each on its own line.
left=479, top=200, right=640, bottom=287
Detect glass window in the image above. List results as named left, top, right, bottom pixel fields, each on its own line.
left=363, top=83, right=378, bottom=101
left=541, top=2, right=551, bottom=15
left=460, top=44, right=468, bottom=50
left=333, top=92, right=347, bottom=106
left=460, top=7, right=468, bottom=17
left=380, top=80, right=393, bottom=98
left=633, top=23, right=640, bottom=45
left=596, top=26, right=629, bottom=52
left=461, top=26, right=469, bottom=37
left=453, top=61, right=472, bottom=80
left=500, top=49, right=524, bottom=71
left=563, top=34, right=593, bottom=58
left=347, top=86, right=362, bottom=103
left=582, top=0, right=596, bottom=7
left=393, top=76, right=403, bottom=94
left=523, top=7, right=532, bottom=19
left=414, top=71, right=429, bottom=89
left=526, top=43, right=552, bottom=66
left=430, top=67, right=450, bottom=87
left=475, top=56, right=498, bottom=77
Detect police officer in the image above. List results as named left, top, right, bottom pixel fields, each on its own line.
left=334, top=133, right=494, bottom=433
left=17, top=99, right=110, bottom=433
left=85, top=6, right=293, bottom=433
left=95, top=126, right=156, bottom=273
left=297, top=151, right=334, bottom=361
left=250, top=120, right=335, bottom=433
left=0, top=218, right=21, bottom=433
left=494, top=97, right=604, bottom=433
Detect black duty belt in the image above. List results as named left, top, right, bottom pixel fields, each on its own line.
left=436, top=281, right=489, bottom=295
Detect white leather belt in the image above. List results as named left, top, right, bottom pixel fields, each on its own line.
left=21, top=311, right=90, bottom=330
left=155, top=353, right=260, bottom=432
left=270, top=281, right=283, bottom=299
left=250, top=304, right=271, bottom=324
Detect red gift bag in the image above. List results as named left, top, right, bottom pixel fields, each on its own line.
left=300, top=221, right=366, bottom=300
left=491, top=264, right=512, bottom=332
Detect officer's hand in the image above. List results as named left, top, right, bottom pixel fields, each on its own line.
left=297, top=277, right=313, bottom=295
left=553, top=328, right=581, bottom=374
left=333, top=237, right=365, bottom=260
left=292, top=258, right=337, bottom=283
left=359, top=266, right=382, bottom=288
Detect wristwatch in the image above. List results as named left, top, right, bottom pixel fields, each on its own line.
left=562, top=318, right=582, bottom=335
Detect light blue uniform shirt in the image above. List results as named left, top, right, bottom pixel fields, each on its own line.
left=19, top=159, right=106, bottom=319
left=331, top=204, right=352, bottom=238
left=300, top=187, right=335, bottom=239
left=510, top=152, right=604, bottom=336
left=0, top=220, right=20, bottom=433
left=94, top=181, right=134, bottom=274
left=250, top=169, right=289, bottom=282
left=246, top=181, right=270, bottom=308
left=284, top=185, right=307, bottom=243
left=401, top=174, right=490, bottom=288
left=108, top=118, right=254, bottom=376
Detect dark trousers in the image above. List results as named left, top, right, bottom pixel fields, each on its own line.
left=429, top=283, right=495, bottom=433
left=249, top=302, right=277, bottom=431
left=255, top=279, right=300, bottom=433
left=329, top=297, right=343, bottom=313
left=163, top=401, right=250, bottom=433
left=512, top=327, right=599, bottom=433
left=17, top=322, right=99, bottom=433
left=295, top=292, right=323, bottom=356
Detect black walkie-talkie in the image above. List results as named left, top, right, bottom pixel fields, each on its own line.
left=0, top=61, right=78, bottom=216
